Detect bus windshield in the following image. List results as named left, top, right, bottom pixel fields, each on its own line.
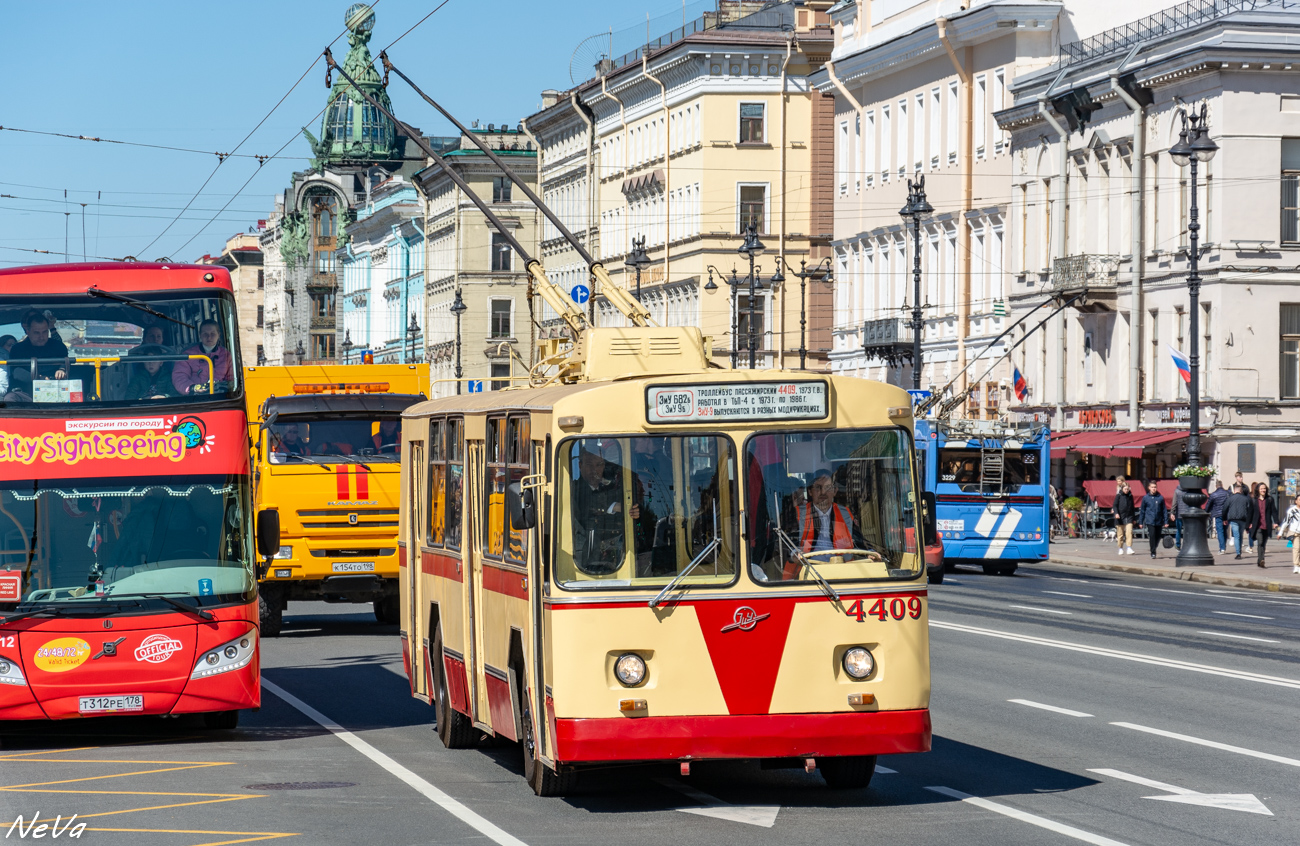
left=937, top=447, right=1040, bottom=493
left=746, top=428, right=921, bottom=583
left=0, top=475, right=254, bottom=606
left=268, top=417, right=402, bottom=464
left=0, top=292, right=240, bottom=407
left=554, top=436, right=739, bottom=589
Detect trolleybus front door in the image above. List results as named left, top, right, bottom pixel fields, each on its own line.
left=407, top=440, right=426, bottom=699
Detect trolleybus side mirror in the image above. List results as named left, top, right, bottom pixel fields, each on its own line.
left=506, top=482, right=536, bottom=531
left=921, top=491, right=938, bottom=547
left=256, top=509, right=281, bottom=559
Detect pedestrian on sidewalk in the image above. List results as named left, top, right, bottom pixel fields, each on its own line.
left=1113, top=477, right=1136, bottom=555
left=1206, top=480, right=1229, bottom=554
left=1224, top=483, right=1253, bottom=560
left=1281, top=500, right=1300, bottom=574
left=1138, top=481, right=1169, bottom=559
left=1236, top=472, right=1255, bottom=553
left=1248, top=482, right=1276, bottom=569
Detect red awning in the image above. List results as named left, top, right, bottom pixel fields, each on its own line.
left=1050, top=429, right=1187, bottom=459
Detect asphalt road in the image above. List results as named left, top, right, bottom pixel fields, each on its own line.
left=3, top=562, right=1298, bottom=846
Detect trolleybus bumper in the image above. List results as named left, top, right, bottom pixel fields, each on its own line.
left=553, top=708, right=930, bottom=763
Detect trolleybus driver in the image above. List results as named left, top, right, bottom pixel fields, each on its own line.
left=571, top=442, right=638, bottom=575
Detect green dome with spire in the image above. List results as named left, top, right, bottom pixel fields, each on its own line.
left=303, top=3, right=402, bottom=168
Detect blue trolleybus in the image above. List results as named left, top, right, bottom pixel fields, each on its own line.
left=914, top=419, right=1050, bottom=576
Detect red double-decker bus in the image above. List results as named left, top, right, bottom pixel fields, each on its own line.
left=0, top=263, right=265, bottom=729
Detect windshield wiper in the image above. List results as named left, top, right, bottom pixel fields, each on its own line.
left=650, top=507, right=720, bottom=610
left=137, top=593, right=214, bottom=621
left=772, top=526, right=839, bottom=602
left=0, top=606, right=62, bottom=625
left=325, top=454, right=372, bottom=471
left=87, top=287, right=195, bottom=329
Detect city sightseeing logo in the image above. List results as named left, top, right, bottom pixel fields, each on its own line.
left=0, top=416, right=214, bottom=466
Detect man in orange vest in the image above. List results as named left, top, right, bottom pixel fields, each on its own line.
left=796, top=469, right=866, bottom=555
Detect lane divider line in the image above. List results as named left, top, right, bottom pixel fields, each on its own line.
left=1007, top=699, right=1094, bottom=718
left=1009, top=605, right=1072, bottom=615
left=1196, top=631, right=1279, bottom=643
left=1210, top=611, right=1273, bottom=620
left=1111, top=722, right=1300, bottom=768
left=262, top=679, right=528, bottom=846
left=1043, top=591, right=1093, bottom=598
left=930, top=620, right=1300, bottom=690
left=924, top=786, right=1132, bottom=846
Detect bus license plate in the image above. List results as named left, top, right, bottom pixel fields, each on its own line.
left=332, top=562, right=375, bottom=573
left=79, top=694, right=143, bottom=713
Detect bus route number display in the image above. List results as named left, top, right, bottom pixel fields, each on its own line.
left=647, top=381, right=827, bottom=423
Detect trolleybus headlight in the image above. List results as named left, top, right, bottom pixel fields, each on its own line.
left=842, top=647, right=875, bottom=680
left=614, top=653, right=647, bottom=687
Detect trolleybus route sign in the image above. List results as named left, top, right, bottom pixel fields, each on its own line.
left=646, top=381, right=827, bottom=424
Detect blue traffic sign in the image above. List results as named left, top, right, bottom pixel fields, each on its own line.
left=907, top=389, right=933, bottom=402
left=467, top=380, right=484, bottom=393
left=570, top=284, right=590, bottom=304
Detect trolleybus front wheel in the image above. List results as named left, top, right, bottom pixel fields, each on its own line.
left=520, top=695, right=576, bottom=797
left=432, top=628, right=477, bottom=749
left=819, top=755, right=877, bottom=789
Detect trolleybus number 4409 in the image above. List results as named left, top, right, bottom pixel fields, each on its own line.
left=845, top=597, right=923, bottom=622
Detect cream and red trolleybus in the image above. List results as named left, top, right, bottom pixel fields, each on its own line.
left=398, top=326, right=934, bottom=794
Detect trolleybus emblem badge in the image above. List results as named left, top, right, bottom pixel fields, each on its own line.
left=720, top=606, right=771, bottom=632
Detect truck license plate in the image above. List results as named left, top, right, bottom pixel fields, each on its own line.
left=332, top=562, right=375, bottom=573
left=79, top=694, right=143, bottom=713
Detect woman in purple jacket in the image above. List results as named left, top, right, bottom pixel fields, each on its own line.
left=172, top=319, right=233, bottom=394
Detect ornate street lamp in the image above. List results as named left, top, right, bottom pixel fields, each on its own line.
left=771, top=257, right=834, bottom=370
left=625, top=235, right=650, bottom=303
left=899, top=175, right=934, bottom=390
left=341, top=329, right=353, bottom=363
left=1169, top=103, right=1218, bottom=568
left=737, top=224, right=766, bottom=369
left=706, top=264, right=742, bottom=368
left=449, top=288, right=467, bottom=395
left=406, top=312, right=421, bottom=365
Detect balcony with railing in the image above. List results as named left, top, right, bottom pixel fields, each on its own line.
left=1049, top=254, right=1121, bottom=311
left=862, top=316, right=913, bottom=365
left=1058, top=0, right=1273, bottom=66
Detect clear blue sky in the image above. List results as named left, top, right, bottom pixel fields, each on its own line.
left=0, top=0, right=716, bottom=267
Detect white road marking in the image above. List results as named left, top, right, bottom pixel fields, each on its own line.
left=1196, top=631, right=1280, bottom=643
left=1211, top=610, right=1273, bottom=620
left=1043, top=591, right=1093, bottom=598
left=1041, top=577, right=1096, bottom=584
left=1111, top=722, right=1300, bottom=768
left=1009, top=604, right=1072, bottom=615
left=930, top=619, right=1300, bottom=690
left=924, top=786, right=1131, bottom=846
left=1087, top=768, right=1272, bottom=816
left=876, top=765, right=897, bottom=774
left=1008, top=699, right=1093, bottom=717
left=654, top=778, right=779, bottom=827
left=262, top=679, right=528, bottom=846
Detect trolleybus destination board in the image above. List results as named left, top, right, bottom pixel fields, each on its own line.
left=646, top=380, right=828, bottom=423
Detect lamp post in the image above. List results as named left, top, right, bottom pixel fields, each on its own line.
left=341, top=329, right=353, bottom=364
left=626, top=235, right=650, bottom=302
left=449, top=289, right=467, bottom=395
left=737, top=224, right=766, bottom=369
left=771, top=257, right=834, bottom=370
left=899, top=175, right=934, bottom=390
left=705, top=265, right=742, bottom=368
left=406, top=312, right=420, bottom=365
left=1169, top=102, right=1218, bottom=568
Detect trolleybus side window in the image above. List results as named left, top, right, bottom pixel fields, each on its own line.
left=746, top=428, right=922, bottom=583
left=505, top=416, right=530, bottom=564
left=445, top=418, right=464, bottom=550
left=427, top=418, right=445, bottom=547
left=484, top=417, right=507, bottom=558
left=554, top=435, right=738, bottom=589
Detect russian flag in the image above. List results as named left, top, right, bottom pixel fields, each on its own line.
left=1168, top=345, right=1192, bottom=384
left=1012, top=366, right=1029, bottom=401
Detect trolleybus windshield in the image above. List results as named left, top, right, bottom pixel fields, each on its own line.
left=0, top=475, right=254, bottom=608
left=937, top=447, right=1040, bottom=493
left=268, top=417, right=402, bottom=463
left=554, top=435, right=738, bottom=589
left=746, top=428, right=921, bottom=583
left=0, top=293, right=240, bottom=407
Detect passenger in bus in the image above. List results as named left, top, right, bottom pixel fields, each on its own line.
left=571, top=445, right=638, bottom=575
left=134, top=324, right=171, bottom=352
left=0, top=335, right=15, bottom=354
left=371, top=420, right=401, bottom=454
left=173, top=319, right=233, bottom=394
left=630, top=438, right=675, bottom=576
left=794, top=469, right=868, bottom=557
left=9, top=311, right=70, bottom=390
left=271, top=423, right=309, bottom=457
left=124, top=344, right=178, bottom=400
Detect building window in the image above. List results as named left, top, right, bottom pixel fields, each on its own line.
left=310, top=292, right=336, bottom=319
left=738, top=185, right=766, bottom=233
left=739, top=102, right=764, bottom=143
left=492, top=176, right=512, bottom=204
left=1283, top=139, right=1300, bottom=242
left=737, top=294, right=765, bottom=352
left=257, top=269, right=264, bottom=289
left=1282, top=304, right=1300, bottom=398
left=256, top=306, right=264, bottom=328
left=491, top=232, right=512, bottom=272
left=310, top=333, right=335, bottom=361
left=256, top=344, right=264, bottom=363
left=490, top=299, right=512, bottom=339
left=490, top=363, right=511, bottom=392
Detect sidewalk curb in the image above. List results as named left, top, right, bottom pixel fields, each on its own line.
left=1046, top=555, right=1300, bottom=595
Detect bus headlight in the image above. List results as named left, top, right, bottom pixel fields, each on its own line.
left=614, top=653, right=647, bottom=687
left=192, top=629, right=257, bottom=679
left=0, top=658, right=26, bottom=687
left=842, top=647, right=875, bottom=680
left=273, top=546, right=293, bottom=560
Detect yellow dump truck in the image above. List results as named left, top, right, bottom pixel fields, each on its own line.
left=245, top=364, right=429, bottom=635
